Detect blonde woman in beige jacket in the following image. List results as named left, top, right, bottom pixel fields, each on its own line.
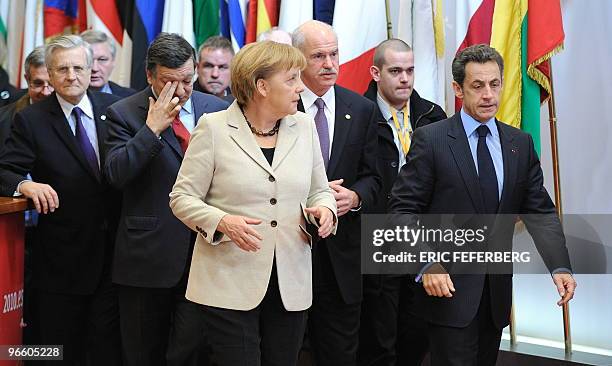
left=169, top=41, right=337, bottom=365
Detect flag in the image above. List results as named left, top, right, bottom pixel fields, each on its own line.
left=194, top=0, right=219, bottom=49
left=220, top=0, right=247, bottom=52
left=116, top=0, right=165, bottom=90
left=256, top=0, right=279, bottom=37
left=2, top=0, right=24, bottom=87
left=20, top=0, right=45, bottom=88
left=314, top=0, right=335, bottom=25
left=162, top=0, right=196, bottom=48
left=278, top=0, right=312, bottom=33
left=44, top=0, right=85, bottom=39
left=245, top=0, right=258, bottom=44
left=397, top=0, right=446, bottom=108
left=455, top=0, right=564, bottom=153
left=333, top=0, right=387, bottom=94
left=86, top=0, right=128, bottom=86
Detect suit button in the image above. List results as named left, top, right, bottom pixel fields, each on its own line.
left=269, top=175, right=275, bottom=182
left=391, top=162, right=398, bottom=168
left=271, top=220, right=278, bottom=227
left=270, top=198, right=277, bottom=205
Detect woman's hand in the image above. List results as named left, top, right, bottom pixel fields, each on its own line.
left=217, top=215, right=263, bottom=252
left=304, top=206, right=335, bottom=238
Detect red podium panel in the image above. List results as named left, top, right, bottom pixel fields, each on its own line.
left=0, top=198, right=27, bottom=366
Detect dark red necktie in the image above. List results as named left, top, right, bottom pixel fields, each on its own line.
left=172, top=116, right=190, bottom=154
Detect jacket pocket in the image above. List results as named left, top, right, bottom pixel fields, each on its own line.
left=125, top=215, right=158, bottom=231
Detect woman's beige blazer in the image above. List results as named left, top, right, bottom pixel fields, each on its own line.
left=170, top=101, right=337, bottom=311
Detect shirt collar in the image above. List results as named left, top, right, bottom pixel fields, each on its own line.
left=376, top=92, right=409, bottom=122
left=56, top=93, right=93, bottom=120
left=460, top=108, right=499, bottom=139
left=100, top=83, right=113, bottom=94
left=150, top=87, right=193, bottom=115
left=301, top=84, right=335, bottom=111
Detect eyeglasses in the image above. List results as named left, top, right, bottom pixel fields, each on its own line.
left=51, top=65, right=90, bottom=76
left=28, top=80, right=53, bottom=90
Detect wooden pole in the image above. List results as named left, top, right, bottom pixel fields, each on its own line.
left=384, top=0, right=393, bottom=39
left=546, top=60, right=571, bottom=356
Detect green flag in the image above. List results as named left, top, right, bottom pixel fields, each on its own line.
left=194, top=0, right=220, bottom=49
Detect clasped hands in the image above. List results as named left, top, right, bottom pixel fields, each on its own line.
left=217, top=206, right=334, bottom=252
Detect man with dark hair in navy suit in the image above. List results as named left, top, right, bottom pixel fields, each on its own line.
left=104, top=32, right=228, bottom=366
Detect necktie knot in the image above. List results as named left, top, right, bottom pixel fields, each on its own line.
left=477, top=125, right=490, bottom=138
left=314, top=98, right=325, bottom=111
left=72, top=106, right=83, bottom=119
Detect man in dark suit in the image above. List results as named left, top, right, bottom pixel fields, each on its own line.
left=0, top=65, right=25, bottom=108
left=81, top=29, right=136, bottom=97
left=388, top=44, right=576, bottom=365
left=0, top=35, right=121, bottom=365
left=0, top=46, right=53, bottom=145
left=293, top=20, right=381, bottom=365
left=359, top=39, right=447, bottom=366
left=104, top=33, right=228, bottom=366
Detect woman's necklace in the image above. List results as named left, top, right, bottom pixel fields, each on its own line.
left=241, top=107, right=281, bottom=136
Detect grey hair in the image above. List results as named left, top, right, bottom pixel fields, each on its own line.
left=373, top=39, right=412, bottom=68
left=24, top=46, right=47, bottom=78
left=292, top=20, right=337, bottom=51
left=80, top=29, right=117, bottom=59
left=197, top=35, right=234, bottom=59
left=452, top=44, right=504, bottom=87
left=45, top=35, right=93, bottom=69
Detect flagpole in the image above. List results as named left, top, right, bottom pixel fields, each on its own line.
left=546, top=60, right=571, bottom=356
left=384, top=0, right=393, bottom=39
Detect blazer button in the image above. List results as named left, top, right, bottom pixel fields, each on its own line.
left=270, top=198, right=277, bottom=205
left=269, top=175, right=275, bottom=182
left=391, top=161, right=398, bottom=168
left=271, top=220, right=278, bottom=227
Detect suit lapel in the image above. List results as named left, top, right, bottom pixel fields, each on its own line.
left=328, top=86, right=352, bottom=177
left=271, top=115, right=298, bottom=171
left=447, top=114, right=485, bottom=213
left=48, top=94, right=101, bottom=182
left=226, top=104, right=276, bottom=177
left=90, top=92, right=108, bottom=180
left=497, top=121, right=518, bottom=213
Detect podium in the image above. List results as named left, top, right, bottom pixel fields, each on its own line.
left=0, top=197, right=27, bottom=365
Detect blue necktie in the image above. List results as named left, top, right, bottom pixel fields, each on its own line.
left=314, top=98, right=330, bottom=169
left=72, top=107, right=100, bottom=180
left=477, top=125, right=498, bottom=214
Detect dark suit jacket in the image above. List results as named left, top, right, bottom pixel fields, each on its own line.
left=0, top=67, right=25, bottom=108
left=388, top=113, right=571, bottom=328
left=0, top=94, right=31, bottom=146
left=108, top=81, right=137, bottom=98
left=104, top=88, right=229, bottom=288
left=363, top=80, right=447, bottom=214
left=299, top=85, right=381, bottom=304
left=0, top=91, right=121, bottom=294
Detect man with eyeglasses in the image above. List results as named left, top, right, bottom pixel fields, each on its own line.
left=0, top=35, right=122, bottom=365
left=81, top=29, right=136, bottom=97
left=0, top=47, right=54, bottom=145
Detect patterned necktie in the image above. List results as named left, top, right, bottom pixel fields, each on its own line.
left=314, top=98, right=330, bottom=169
left=477, top=125, right=499, bottom=213
left=72, top=107, right=100, bottom=180
left=172, top=116, right=191, bottom=154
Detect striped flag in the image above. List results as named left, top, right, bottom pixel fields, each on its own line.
left=397, top=0, right=446, bottom=108
left=162, top=0, right=196, bottom=48
left=20, top=0, right=45, bottom=88
left=278, top=0, right=312, bottom=34
left=194, top=0, right=219, bottom=49
left=455, top=0, right=564, bottom=153
left=256, top=0, right=279, bottom=37
left=44, top=0, right=85, bottom=39
left=245, top=0, right=257, bottom=44
left=116, top=0, right=165, bottom=90
left=314, top=0, right=335, bottom=25
left=334, top=0, right=387, bottom=94
left=220, top=0, right=247, bottom=51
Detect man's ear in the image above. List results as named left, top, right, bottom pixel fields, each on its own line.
left=370, top=65, right=381, bottom=82
left=452, top=80, right=464, bottom=99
